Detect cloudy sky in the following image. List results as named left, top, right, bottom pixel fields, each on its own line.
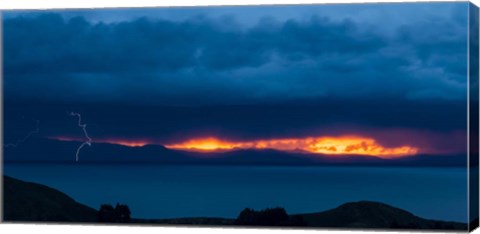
left=2, top=2, right=471, bottom=156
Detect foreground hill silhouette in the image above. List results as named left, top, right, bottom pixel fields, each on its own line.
left=299, top=201, right=466, bottom=230
left=3, top=176, right=97, bottom=222
left=3, top=176, right=467, bottom=230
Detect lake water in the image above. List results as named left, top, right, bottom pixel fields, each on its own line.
left=3, top=163, right=467, bottom=222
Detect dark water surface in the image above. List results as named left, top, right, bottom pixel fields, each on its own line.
left=3, top=163, right=467, bottom=222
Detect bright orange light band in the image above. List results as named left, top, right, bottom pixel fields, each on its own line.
left=165, top=136, right=418, bottom=158
left=52, top=135, right=419, bottom=158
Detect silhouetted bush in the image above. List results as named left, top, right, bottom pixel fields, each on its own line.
left=234, top=207, right=306, bottom=226
left=114, top=203, right=131, bottom=222
left=98, top=203, right=131, bottom=223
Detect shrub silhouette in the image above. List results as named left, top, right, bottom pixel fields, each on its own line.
left=234, top=207, right=305, bottom=226
left=114, top=203, right=131, bottom=222
left=98, top=203, right=131, bottom=223
left=98, top=204, right=116, bottom=222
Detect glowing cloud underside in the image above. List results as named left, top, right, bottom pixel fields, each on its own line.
left=165, top=136, right=419, bottom=158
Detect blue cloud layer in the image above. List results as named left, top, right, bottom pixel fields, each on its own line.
left=3, top=3, right=468, bottom=105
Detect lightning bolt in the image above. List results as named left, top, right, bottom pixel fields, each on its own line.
left=5, top=119, right=40, bottom=148
left=70, top=112, right=92, bottom=162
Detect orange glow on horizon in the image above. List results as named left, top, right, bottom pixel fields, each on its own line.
left=165, top=136, right=419, bottom=158
left=106, top=140, right=148, bottom=147
left=51, top=135, right=419, bottom=158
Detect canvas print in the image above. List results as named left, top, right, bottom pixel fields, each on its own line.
left=2, top=2, right=479, bottom=231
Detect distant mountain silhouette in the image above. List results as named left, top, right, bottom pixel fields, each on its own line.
left=299, top=201, right=466, bottom=230
left=3, top=176, right=467, bottom=230
left=4, top=137, right=466, bottom=167
left=3, top=176, right=97, bottom=222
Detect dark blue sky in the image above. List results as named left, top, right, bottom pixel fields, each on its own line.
left=2, top=3, right=470, bottom=154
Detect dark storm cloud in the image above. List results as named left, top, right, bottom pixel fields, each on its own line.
left=2, top=4, right=470, bottom=153
left=4, top=13, right=384, bottom=73
left=4, top=98, right=466, bottom=145
left=3, top=3, right=468, bottom=104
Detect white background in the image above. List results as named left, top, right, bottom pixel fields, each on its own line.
left=0, top=0, right=479, bottom=234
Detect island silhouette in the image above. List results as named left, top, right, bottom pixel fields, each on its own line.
left=3, top=176, right=468, bottom=230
